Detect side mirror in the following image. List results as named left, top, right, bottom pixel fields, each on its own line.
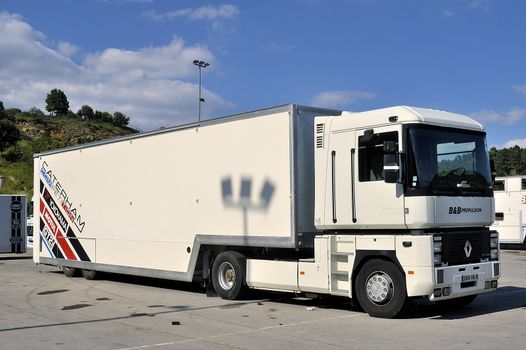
left=383, top=153, right=399, bottom=183
left=383, top=138, right=404, bottom=184
left=383, top=140, right=397, bottom=154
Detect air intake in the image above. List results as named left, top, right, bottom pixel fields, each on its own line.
left=316, top=123, right=324, bottom=148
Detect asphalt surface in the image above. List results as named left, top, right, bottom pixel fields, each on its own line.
left=0, top=250, right=525, bottom=350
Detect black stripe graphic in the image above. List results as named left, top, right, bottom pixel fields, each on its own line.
left=40, top=180, right=45, bottom=195
left=42, top=188, right=91, bottom=262
left=66, top=228, right=91, bottom=262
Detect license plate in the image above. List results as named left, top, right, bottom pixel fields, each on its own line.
left=461, top=274, right=478, bottom=282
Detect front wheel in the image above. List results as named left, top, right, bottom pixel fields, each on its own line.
left=211, top=251, right=246, bottom=300
left=355, top=259, right=408, bottom=318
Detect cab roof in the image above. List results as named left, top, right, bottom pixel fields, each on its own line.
left=333, top=106, right=484, bottom=132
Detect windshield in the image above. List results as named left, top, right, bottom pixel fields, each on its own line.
left=406, top=125, right=492, bottom=197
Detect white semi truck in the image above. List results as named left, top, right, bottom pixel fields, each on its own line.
left=33, top=104, right=500, bottom=318
left=491, top=176, right=526, bottom=247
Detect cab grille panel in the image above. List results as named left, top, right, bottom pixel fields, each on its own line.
left=440, top=231, right=490, bottom=266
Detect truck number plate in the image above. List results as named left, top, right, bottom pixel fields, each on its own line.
left=461, top=274, right=478, bottom=282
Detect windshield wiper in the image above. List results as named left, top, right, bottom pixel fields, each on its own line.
left=430, top=178, right=462, bottom=195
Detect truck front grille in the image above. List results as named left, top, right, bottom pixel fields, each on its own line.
left=439, top=230, right=491, bottom=266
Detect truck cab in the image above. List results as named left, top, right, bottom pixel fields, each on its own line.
left=307, top=106, right=499, bottom=317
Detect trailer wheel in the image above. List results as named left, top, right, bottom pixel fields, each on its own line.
left=62, top=266, right=80, bottom=277
left=81, top=269, right=99, bottom=280
left=355, top=259, right=407, bottom=318
left=211, top=251, right=246, bottom=300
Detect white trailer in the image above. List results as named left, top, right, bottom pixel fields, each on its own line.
left=0, top=195, right=26, bottom=253
left=491, top=176, right=526, bottom=246
left=34, top=104, right=500, bottom=318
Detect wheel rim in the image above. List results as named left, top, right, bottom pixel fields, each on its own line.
left=218, top=262, right=236, bottom=290
left=365, top=271, right=394, bottom=305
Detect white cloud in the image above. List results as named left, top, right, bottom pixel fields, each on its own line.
left=502, top=138, right=526, bottom=148
left=58, top=41, right=79, bottom=57
left=442, top=10, right=455, bottom=17
left=0, top=11, right=230, bottom=131
left=311, top=90, right=376, bottom=108
left=144, top=4, right=239, bottom=22
left=513, top=84, right=526, bottom=95
left=84, top=38, right=213, bottom=80
left=468, top=0, right=491, bottom=10
left=0, top=12, right=78, bottom=81
left=470, top=108, right=526, bottom=126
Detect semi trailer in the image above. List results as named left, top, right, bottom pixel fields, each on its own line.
left=491, top=176, right=526, bottom=247
left=33, top=104, right=500, bottom=318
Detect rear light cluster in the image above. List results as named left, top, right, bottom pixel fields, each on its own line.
left=485, top=280, right=498, bottom=289
left=433, top=287, right=451, bottom=298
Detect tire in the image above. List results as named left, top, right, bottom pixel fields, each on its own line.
left=437, top=294, right=477, bottom=308
left=81, top=269, right=99, bottom=280
left=62, top=266, right=80, bottom=277
left=355, top=259, right=408, bottom=318
left=211, top=251, right=246, bottom=300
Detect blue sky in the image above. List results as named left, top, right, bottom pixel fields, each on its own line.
left=0, top=0, right=525, bottom=148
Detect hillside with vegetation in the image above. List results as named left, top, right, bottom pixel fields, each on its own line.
left=0, top=89, right=138, bottom=203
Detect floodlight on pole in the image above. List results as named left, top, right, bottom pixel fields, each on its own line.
left=193, top=60, right=210, bottom=123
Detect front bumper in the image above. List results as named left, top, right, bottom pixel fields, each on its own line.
left=430, top=261, right=500, bottom=301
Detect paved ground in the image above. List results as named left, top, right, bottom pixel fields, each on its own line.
left=0, top=250, right=525, bottom=350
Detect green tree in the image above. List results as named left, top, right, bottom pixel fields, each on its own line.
left=489, top=146, right=526, bottom=176
left=66, top=110, right=77, bottom=119
left=100, top=111, right=113, bottom=123
left=45, top=89, right=69, bottom=116
left=4, top=108, right=20, bottom=121
left=79, top=105, right=94, bottom=119
left=28, top=107, right=45, bottom=118
left=113, top=111, right=130, bottom=127
left=0, top=119, right=20, bottom=151
left=0, top=101, right=5, bottom=119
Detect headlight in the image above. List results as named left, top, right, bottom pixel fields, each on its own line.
left=490, top=249, right=498, bottom=260
left=490, top=231, right=498, bottom=249
left=433, top=236, right=442, bottom=266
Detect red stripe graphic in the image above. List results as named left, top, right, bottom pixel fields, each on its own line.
left=40, top=200, right=77, bottom=260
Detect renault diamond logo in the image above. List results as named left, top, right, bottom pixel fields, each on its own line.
left=464, top=240, right=472, bottom=258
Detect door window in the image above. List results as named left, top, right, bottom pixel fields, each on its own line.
left=358, top=131, right=398, bottom=182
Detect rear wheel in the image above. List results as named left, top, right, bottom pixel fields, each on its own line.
left=81, top=269, right=99, bottom=280
left=62, top=266, right=80, bottom=277
left=211, top=251, right=246, bottom=300
left=355, top=259, right=408, bottom=318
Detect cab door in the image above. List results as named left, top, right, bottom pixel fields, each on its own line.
left=353, top=126, right=407, bottom=229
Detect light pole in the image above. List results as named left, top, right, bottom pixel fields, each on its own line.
left=193, top=59, right=210, bottom=123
